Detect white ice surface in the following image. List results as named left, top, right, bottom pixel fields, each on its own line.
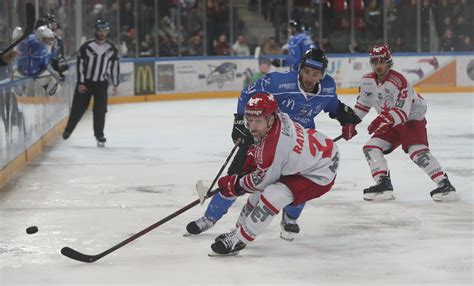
left=0, top=93, right=472, bottom=286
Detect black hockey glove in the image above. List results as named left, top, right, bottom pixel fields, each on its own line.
left=231, top=113, right=253, bottom=145
left=329, top=101, right=362, bottom=126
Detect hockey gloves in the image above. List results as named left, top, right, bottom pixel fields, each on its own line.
left=232, top=113, right=253, bottom=144
left=342, top=124, right=357, bottom=140
left=368, top=112, right=394, bottom=135
left=218, top=174, right=244, bottom=198
left=330, top=101, right=361, bottom=141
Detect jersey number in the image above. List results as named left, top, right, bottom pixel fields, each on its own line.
left=308, top=129, right=333, bottom=158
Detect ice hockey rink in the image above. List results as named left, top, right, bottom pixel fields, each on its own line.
left=0, top=93, right=472, bottom=286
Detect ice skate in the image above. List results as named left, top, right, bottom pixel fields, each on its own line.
left=62, top=132, right=71, bottom=140
left=280, top=212, right=300, bottom=241
left=209, top=230, right=246, bottom=256
left=430, top=175, right=458, bottom=202
left=185, top=215, right=215, bottom=235
left=96, top=137, right=106, bottom=147
left=363, top=175, right=395, bottom=201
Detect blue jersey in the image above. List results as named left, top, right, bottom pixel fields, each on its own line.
left=237, top=71, right=340, bottom=129
left=285, top=32, right=316, bottom=71
left=17, top=34, right=55, bottom=77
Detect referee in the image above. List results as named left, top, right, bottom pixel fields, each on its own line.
left=63, top=20, right=120, bottom=147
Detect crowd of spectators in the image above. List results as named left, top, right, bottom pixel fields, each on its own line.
left=4, top=0, right=469, bottom=62
left=266, top=0, right=473, bottom=53
left=74, top=0, right=474, bottom=58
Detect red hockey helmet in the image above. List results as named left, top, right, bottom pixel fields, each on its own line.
left=245, top=92, right=278, bottom=117
left=370, top=44, right=393, bottom=67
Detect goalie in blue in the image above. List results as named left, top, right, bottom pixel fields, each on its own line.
left=186, top=48, right=361, bottom=241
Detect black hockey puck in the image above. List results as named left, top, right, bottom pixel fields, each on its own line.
left=26, top=226, right=38, bottom=234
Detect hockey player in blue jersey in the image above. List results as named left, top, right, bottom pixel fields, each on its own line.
left=17, top=25, right=56, bottom=77
left=272, top=19, right=316, bottom=71
left=187, top=48, right=361, bottom=240
left=17, top=25, right=62, bottom=96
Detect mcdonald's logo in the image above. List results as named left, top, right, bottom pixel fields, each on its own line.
left=135, top=63, right=155, bottom=95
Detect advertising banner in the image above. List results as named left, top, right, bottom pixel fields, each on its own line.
left=116, top=54, right=474, bottom=97
left=456, top=56, right=474, bottom=87
left=134, top=62, right=155, bottom=95
left=157, top=64, right=175, bottom=91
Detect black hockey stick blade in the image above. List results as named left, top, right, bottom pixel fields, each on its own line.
left=61, top=188, right=221, bottom=263
left=61, top=247, right=100, bottom=263
left=1, top=3, right=35, bottom=54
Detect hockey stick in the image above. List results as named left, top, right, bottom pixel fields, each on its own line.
left=61, top=190, right=219, bottom=263
left=197, top=138, right=242, bottom=204
left=333, top=134, right=343, bottom=142
left=61, top=139, right=242, bottom=263
left=0, top=3, right=35, bottom=55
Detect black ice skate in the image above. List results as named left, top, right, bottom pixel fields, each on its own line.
left=185, top=215, right=215, bottom=235
left=62, top=132, right=71, bottom=140
left=430, top=175, right=458, bottom=202
left=209, top=230, right=246, bottom=256
left=363, top=175, right=395, bottom=201
left=96, top=137, right=106, bottom=147
left=280, top=212, right=300, bottom=241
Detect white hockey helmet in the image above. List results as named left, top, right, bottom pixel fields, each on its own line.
left=35, top=25, right=55, bottom=45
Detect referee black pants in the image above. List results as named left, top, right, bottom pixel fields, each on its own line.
left=65, top=81, right=108, bottom=138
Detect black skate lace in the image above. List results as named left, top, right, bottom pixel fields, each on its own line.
left=222, top=231, right=238, bottom=248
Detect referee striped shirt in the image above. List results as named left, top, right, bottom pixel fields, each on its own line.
left=76, top=39, right=120, bottom=86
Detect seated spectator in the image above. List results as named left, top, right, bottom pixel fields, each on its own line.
left=183, top=32, right=204, bottom=56
left=457, top=35, right=473, bottom=52
left=214, top=34, right=231, bottom=55
left=440, top=29, right=455, bottom=51
left=233, top=35, right=250, bottom=56
left=140, top=33, right=155, bottom=57
left=261, top=37, right=282, bottom=55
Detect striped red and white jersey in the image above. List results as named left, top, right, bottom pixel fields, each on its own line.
left=354, top=69, right=427, bottom=126
left=239, top=113, right=339, bottom=194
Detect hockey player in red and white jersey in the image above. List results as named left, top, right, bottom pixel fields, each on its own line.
left=343, top=44, right=457, bottom=202
left=210, top=92, right=340, bottom=255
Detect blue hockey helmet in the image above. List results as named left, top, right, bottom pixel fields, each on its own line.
left=299, top=48, right=328, bottom=75
left=288, top=19, right=304, bottom=32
